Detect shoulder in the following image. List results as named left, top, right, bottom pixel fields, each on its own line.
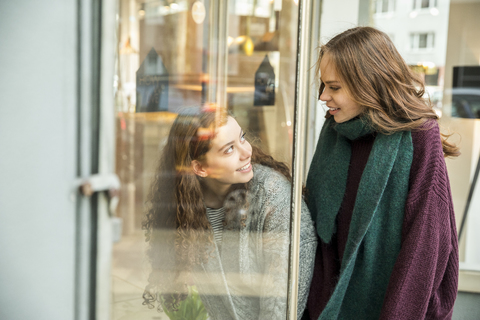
left=402, top=120, right=456, bottom=243
left=252, top=163, right=289, bottom=183
left=248, top=164, right=292, bottom=227
left=250, top=164, right=291, bottom=198
left=410, top=119, right=443, bottom=166
left=408, top=119, right=450, bottom=203
left=411, top=119, right=442, bottom=148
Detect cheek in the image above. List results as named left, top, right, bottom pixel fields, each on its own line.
left=353, top=104, right=364, bottom=116
left=205, top=158, right=234, bottom=176
left=343, top=97, right=361, bottom=113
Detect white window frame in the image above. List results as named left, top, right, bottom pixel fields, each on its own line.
left=412, top=0, right=437, bottom=10
left=410, top=32, right=435, bottom=51
left=374, top=0, right=396, bottom=15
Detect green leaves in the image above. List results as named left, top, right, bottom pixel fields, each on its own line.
left=161, top=286, right=209, bottom=320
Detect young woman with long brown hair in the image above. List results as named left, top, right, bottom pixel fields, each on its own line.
left=142, top=106, right=317, bottom=320
left=305, top=27, right=459, bottom=319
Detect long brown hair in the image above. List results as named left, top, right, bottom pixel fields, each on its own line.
left=142, top=106, right=291, bottom=311
left=316, top=26, right=459, bottom=157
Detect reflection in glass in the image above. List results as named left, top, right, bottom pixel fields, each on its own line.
left=112, top=0, right=310, bottom=319
left=226, top=0, right=298, bottom=163
left=141, top=107, right=316, bottom=319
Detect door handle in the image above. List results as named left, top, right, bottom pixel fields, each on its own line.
left=78, top=173, right=120, bottom=216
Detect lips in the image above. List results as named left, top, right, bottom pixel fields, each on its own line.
left=236, top=162, right=251, bottom=171
left=328, top=106, right=340, bottom=116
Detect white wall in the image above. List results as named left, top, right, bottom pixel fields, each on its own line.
left=312, top=0, right=361, bottom=146
left=0, top=1, right=77, bottom=319
left=319, top=0, right=360, bottom=45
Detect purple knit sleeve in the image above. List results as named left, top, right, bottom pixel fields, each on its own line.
left=379, top=121, right=459, bottom=320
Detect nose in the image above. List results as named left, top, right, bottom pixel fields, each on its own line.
left=239, top=142, right=252, bottom=160
left=319, top=88, right=330, bottom=102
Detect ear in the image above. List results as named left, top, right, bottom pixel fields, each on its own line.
left=191, top=160, right=208, bottom=178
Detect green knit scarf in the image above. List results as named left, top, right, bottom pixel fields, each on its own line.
left=306, top=116, right=413, bottom=320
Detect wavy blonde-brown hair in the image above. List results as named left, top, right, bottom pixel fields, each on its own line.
left=142, top=106, right=291, bottom=311
left=317, top=26, right=459, bottom=157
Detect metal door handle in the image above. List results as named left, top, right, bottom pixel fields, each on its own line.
left=78, top=173, right=120, bottom=216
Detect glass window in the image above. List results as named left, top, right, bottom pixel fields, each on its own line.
left=410, top=32, right=435, bottom=50
left=419, top=33, right=428, bottom=48
left=413, top=0, right=436, bottom=9
left=375, top=0, right=395, bottom=14
left=111, top=1, right=315, bottom=319
left=107, top=0, right=480, bottom=318
left=382, top=0, right=389, bottom=12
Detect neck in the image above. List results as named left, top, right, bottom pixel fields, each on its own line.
left=201, top=179, right=232, bottom=209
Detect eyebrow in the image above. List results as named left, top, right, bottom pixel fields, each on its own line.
left=321, top=79, right=340, bottom=84
left=217, top=128, right=244, bottom=152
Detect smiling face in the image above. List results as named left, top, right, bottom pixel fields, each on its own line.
left=319, top=52, right=363, bottom=123
left=195, top=116, right=253, bottom=189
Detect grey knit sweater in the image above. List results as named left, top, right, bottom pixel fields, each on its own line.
left=195, top=164, right=317, bottom=320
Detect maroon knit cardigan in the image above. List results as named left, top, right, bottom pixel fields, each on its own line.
left=307, top=121, right=459, bottom=320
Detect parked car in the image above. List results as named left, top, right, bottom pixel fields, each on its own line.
left=450, top=88, right=480, bottom=119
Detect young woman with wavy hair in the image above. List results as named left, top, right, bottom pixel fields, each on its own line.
left=305, top=27, right=459, bottom=320
left=142, top=106, right=317, bottom=320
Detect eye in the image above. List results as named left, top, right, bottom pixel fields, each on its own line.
left=330, top=86, right=340, bottom=91
left=224, top=145, right=234, bottom=154
left=240, top=132, right=247, bottom=143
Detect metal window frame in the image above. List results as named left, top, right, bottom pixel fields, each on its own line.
left=288, top=0, right=319, bottom=318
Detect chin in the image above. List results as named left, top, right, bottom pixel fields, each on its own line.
left=239, top=172, right=254, bottom=184
left=334, top=116, right=353, bottom=123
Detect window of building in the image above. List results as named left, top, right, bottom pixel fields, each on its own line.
left=410, top=32, right=435, bottom=50
left=375, top=0, right=395, bottom=13
left=413, top=0, right=437, bottom=10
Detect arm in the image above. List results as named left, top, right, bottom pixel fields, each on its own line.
left=297, top=199, right=318, bottom=319
left=257, top=186, right=290, bottom=320
left=380, top=123, right=459, bottom=320
left=380, top=190, right=458, bottom=319
left=257, top=174, right=317, bottom=320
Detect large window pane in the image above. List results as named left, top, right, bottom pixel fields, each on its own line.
left=111, top=1, right=304, bottom=319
